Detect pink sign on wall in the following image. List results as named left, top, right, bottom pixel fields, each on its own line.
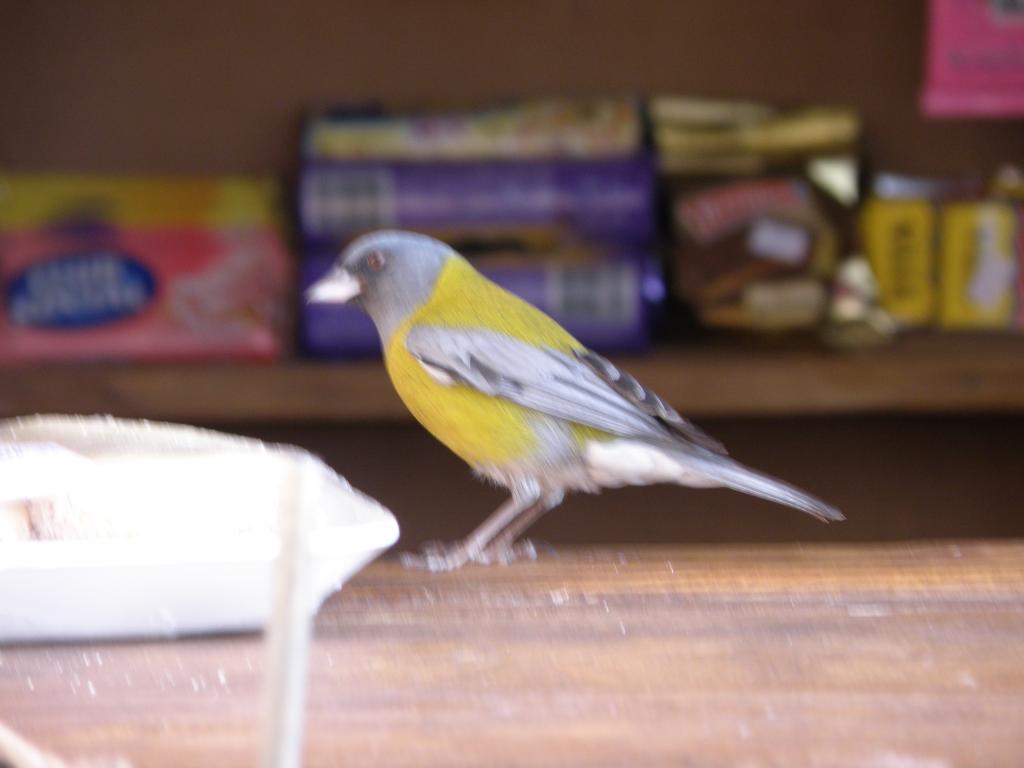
left=922, top=0, right=1024, bottom=117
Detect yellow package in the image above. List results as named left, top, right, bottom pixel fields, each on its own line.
left=860, top=198, right=936, bottom=325
left=939, top=202, right=1018, bottom=329
left=0, top=174, right=282, bottom=230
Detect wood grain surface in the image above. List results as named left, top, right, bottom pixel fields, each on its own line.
left=2, top=541, right=1023, bottom=767
left=3, top=335, right=1024, bottom=423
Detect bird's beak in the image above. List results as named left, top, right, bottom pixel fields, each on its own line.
left=305, top=269, right=362, bottom=304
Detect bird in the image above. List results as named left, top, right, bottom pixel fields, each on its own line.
left=306, top=230, right=844, bottom=571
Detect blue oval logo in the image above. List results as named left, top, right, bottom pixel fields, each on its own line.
left=6, top=252, right=156, bottom=329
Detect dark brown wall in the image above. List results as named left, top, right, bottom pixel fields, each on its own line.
left=2, top=0, right=1021, bottom=176
left=240, top=415, right=1024, bottom=549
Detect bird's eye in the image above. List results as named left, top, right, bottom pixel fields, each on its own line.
left=366, top=250, right=386, bottom=272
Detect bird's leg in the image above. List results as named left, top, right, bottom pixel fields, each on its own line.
left=473, top=491, right=564, bottom=565
left=400, top=486, right=541, bottom=572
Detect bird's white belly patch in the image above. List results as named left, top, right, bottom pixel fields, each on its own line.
left=583, top=440, right=720, bottom=488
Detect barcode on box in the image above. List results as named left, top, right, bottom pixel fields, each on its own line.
left=547, top=262, right=638, bottom=324
left=301, top=168, right=396, bottom=237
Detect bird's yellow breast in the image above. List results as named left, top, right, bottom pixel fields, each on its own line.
left=383, top=258, right=590, bottom=467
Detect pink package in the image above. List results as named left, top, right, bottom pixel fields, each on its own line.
left=0, top=228, right=290, bottom=363
left=922, top=0, right=1024, bottom=117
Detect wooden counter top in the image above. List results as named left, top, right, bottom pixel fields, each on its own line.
left=2, top=541, right=1023, bottom=766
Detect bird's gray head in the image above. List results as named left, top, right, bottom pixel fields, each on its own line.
left=305, top=230, right=458, bottom=342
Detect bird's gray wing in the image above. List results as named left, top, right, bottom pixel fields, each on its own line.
left=405, top=326, right=725, bottom=454
left=572, top=348, right=727, bottom=455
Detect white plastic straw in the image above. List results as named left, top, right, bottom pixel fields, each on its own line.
left=261, top=454, right=318, bottom=768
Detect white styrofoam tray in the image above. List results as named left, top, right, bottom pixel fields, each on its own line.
left=0, top=415, right=399, bottom=642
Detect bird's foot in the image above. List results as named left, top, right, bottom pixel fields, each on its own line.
left=399, top=538, right=545, bottom=571
left=472, top=538, right=540, bottom=566
left=399, top=540, right=472, bottom=572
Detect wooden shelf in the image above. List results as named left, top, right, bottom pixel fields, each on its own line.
left=2, top=334, right=1023, bottom=424
left=5, top=542, right=1024, bottom=766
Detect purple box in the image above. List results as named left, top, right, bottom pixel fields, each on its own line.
left=300, top=250, right=665, bottom=358
left=297, top=156, right=656, bottom=248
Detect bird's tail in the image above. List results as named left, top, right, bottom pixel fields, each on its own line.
left=679, top=449, right=845, bottom=523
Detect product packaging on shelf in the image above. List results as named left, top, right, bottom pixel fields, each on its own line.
left=0, top=175, right=292, bottom=363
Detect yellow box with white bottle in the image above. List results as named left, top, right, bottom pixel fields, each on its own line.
left=938, top=202, right=1020, bottom=329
